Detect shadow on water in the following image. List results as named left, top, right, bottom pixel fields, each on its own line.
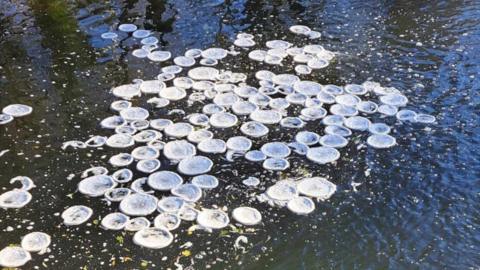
left=0, top=0, right=479, bottom=269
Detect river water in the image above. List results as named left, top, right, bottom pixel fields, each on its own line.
left=0, top=0, right=479, bottom=269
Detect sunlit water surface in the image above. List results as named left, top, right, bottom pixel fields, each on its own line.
left=0, top=0, right=479, bottom=269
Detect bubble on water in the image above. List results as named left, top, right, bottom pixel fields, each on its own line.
left=101, top=116, right=126, bottom=129
left=78, top=175, right=116, bottom=197
left=177, top=156, right=213, bottom=176
left=105, top=188, right=131, bottom=202
left=286, top=92, right=308, bottom=105
left=164, top=123, right=194, bottom=138
left=187, top=129, right=214, bottom=144
left=118, top=23, right=137, bottom=32
left=261, top=142, right=291, bottom=158
left=21, top=232, right=51, bottom=253
left=321, top=115, right=343, bottom=126
left=396, top=109, right=417, bottom=122
left=148, top=50, right=171, bottom=62
left=132, top=29, right=151, bottom=38
left=201, top=48, right=228, bottom=60
left=308, top=30, right=322, bottom=39
left=0, top=246, right=31, bottom=268
left=0, top=190, right=32, bottom=209
left=171, top=183, right=203, bottom=202
left=287, top=196, right=315, bottom=215
left=368, top=123, right=391, bottom=134
left=197, top=209, right=229, bottom=229
left=191, top=174, right=219, bottom=189
left=344, top=116, right=371, bottom=131
left=163, top=140, right=196, bottom=160
left=232, top=101, right=258, bottom=115
left=109, top=153, right=134, bottom=167
left=148, top=139, right=166, bottom=150
left=158, top=86, right=187, bottom=101
left=226, top=136, right=252, bottom=152
left=297, top=177, right=336, bottom=200
left=101, top=212, right=130, bottom=230
left=148, top=171, right=183, bottom=191
left=150, top=119, right=173, bottom=131
left=306, top=146, right=340, bottom=164
left=9, top=176, right=35, bottom=191
left=213, top=93, right=239, bottom=107
left=173, top=77, right=194, bottom=89
left=184, top=48, right=202, bottom=58
left=137, top=159, right=161, bottom=173
left=61, top=205, right=93, bottom=226
left=367, top=134, right=396, bottom=149
left=112, top=168, right=133, bottom=183
left=0, top=113, right=13, bottom=125
left=125, top=217, right=151, bottom=232
left=133, top=227, right=174, bottom=249
left=378, top=104, right=398, bottom=116
left=232, top=207, right=262, bottom=225
left=120, top=193, right=158, bottom=216
left=415, top=113, right=436, bottom=124
left=2, top=104, right=32, bottom=117
left=154, top=213, right=181, bottom=231
left=263, top=158, right=290, bottom=171
left=188, top=67, right=220, bottom=81
left=330, top=104, right=358, bottom=117
left=289, top=25, right=311, bottom=35
left=380, top=93, right=409, bottom=107
left=130, top=178, right=151, bottom=194
left=266, top=180, right=298, bottom=201
left=101, top=32, right=118, bottom=39
left=209, top=112, right=238, bottom=128
left=106, top=134, right=135, bottom=148
left=112, top=84, right=141, bottom=99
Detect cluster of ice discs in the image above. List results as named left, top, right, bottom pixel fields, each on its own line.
left=0, top=231, right=51, bottom=268
left=60, top=23, right=436, bottom=250
left=0, top=104, right=33, bottom=125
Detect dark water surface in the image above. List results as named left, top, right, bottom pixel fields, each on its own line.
left=0, top=0, right=479, bottom=269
